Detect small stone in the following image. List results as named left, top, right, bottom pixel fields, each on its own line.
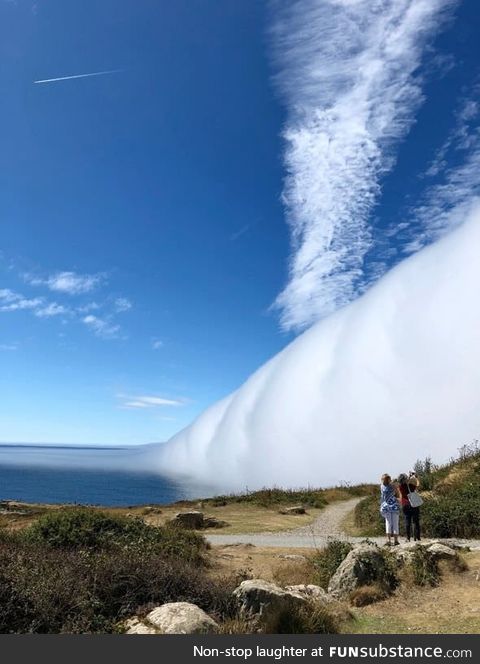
left=278, top=506, right=306, bottom=515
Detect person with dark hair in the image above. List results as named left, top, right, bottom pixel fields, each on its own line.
left=398, top=472, right=421, bottom=542
left=380, top=473, right=400, bottom=546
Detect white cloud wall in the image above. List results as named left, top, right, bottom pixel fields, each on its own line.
left=154, top=204, right=480, bottom=490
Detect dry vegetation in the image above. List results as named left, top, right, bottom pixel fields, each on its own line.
left=344, top=551, right=480, bottom=634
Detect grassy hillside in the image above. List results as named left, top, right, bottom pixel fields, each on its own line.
left=353, top=441, right=480, bottom=538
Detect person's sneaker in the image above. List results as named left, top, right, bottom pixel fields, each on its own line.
left=405, top=538, right=411, bottom=543
left=394, top=541, right=400, bottom=545
left=383, top=542, right=392, bottom=546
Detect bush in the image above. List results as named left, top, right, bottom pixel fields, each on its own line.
left=406, top=546, right=440, bottom=587
left=0, top=510, right=236, bottom=633
left=421, top=486, right=480, bottom=538
left=0, top=533, right=237, bottom=633
left=312, top=540, right=353, bottom=589
left=207, top=488, right=329, bottom=509
left=262, top=602, right=339, bottom=634
left=22, top=508, right=207, bottom=563
left=350, top=583, right=388, bottom=607
left=413, top=457, right=437, bottom=491
left=203, top=484, right=374, bottom=510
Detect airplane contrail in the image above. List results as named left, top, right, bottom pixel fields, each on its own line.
left=34, top=69, right=123, bottom=84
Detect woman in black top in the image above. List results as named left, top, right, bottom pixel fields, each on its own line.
left=398, top=473, right=421, bottom=542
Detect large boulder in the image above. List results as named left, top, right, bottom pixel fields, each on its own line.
left=328, top=544, right=392, bottom=599
left=285, top=584, right=333, bottom=604
left=171, top=511, right=205, bottom=529
left=146, top=603, right=218, bottom=634
left=233, top=579, right=306, bottom=619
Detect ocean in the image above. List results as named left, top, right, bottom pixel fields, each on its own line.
left=0, top=444, right=210, bottom=506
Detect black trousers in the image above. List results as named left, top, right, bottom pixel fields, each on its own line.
left=402, top=504, right=421, bottom=540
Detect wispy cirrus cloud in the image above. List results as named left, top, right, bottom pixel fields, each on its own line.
left=0, top=289, right=43, bottom=312
left=82, top=314, right=121, bottom=339
left=113, top=297, right=132, bottom=313
left=152, top=338, right=164, bottom=350
left=389, top=88, right=480, bottom=255
left=26, top=270, right=104, bottom=295
left=34, top=302, right=69, bottom=318
left=118, top=394, right=187, bottom=409
left=0, top=288, right=68, bottom=318
left=0, top=343, right=18, bottom=351
left=271, top=0, right=457, bottom=331
left=1, top=282, right=132, bottom=340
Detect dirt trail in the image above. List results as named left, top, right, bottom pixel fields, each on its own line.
left=206, top=497, right=480, bottom=550
left=207, top=497, right=361, bottom=548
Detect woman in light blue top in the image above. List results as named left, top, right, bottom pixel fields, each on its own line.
left=380, top=473, right=400, bottom=546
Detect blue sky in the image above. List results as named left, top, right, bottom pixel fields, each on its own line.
left=1, top=0, right=479, bottom=446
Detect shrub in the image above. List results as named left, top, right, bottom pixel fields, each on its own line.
left=22, top=508, right=207, bottom=563
left=262, top=602, right=339, bottom=634
left=406, top=546, right=440, bottom=587
left=350, top=583, right=388, bottom=607
left=216, top=617, right=256, bottom=634
left=203, top=484, right=374, bottom=510
left=0, top=533, right=237, bottom=633
left=413, top=457, right=437, bottom=491
left=312, top=540, right=353, bottom=589
left=421, top=493, right=480, bottom=539
left=207, top=488, right=329, bottom=509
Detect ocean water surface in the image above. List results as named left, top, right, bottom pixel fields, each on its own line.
left=0, top=444, right=209, bottom=506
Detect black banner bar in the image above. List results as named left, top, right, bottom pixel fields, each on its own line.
left=0, top=634, right=478, bottom=664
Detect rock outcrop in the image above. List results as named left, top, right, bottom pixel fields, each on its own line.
left=233, top=579, right=306, bottom=620
left=170, top=511, right=205, bottom=529
left=285, top=584, right=332, bottom=603
left=125, top=602, right=218, bottom=634
left=328, top=544, right=391, bottom=599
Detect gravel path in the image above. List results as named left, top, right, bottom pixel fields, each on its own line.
left=206, top=497, right=480, bottom=550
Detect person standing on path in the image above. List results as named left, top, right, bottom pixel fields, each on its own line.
left=380, top=473, right=400, bottom=546
left=398, top=472, right=421, bottom=542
